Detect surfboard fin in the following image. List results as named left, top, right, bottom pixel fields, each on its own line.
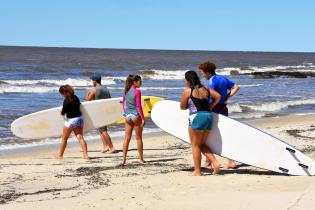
left=278, top=167, right=289, bottom=173
left=298, top=163, right=309, bottom=169
left=286, top=147, right=296, bottom=153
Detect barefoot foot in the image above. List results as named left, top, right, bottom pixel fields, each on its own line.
left=105, top=148, right=116, bottom=154
left=226, top=160, right=237, bottom=169
left=139, top=159, right=146, bottom=164
left=101, top=147, right=109, bottom=153
left=55, top=154, right=63, bottom=160
left=188, top=171, right=202, bottom=176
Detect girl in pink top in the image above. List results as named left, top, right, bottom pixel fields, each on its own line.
left=122, top=75, right=145, bottom=165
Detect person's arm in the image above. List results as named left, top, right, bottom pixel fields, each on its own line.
left=122, top=93, right=126, bottom=113
left=61, top=100, right=67, bottom=116
left=209, top=88, right=221, bottom=110
left=85, top=88, right=96, bottom=101
left=225, top=78, right=239, bottom=103
left=228, top=85, right=240, bottom=99
left=135, top=89, right=145, bottom=121
left=180, top=88, right=190, bottom=110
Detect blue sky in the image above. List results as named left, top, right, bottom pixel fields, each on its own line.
left=1, top=0, right=314, bottom=52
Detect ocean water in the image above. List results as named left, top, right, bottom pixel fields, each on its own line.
left=1, top=46, right=315, bottom=151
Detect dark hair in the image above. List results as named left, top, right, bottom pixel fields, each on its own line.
left=124, top=75, right=142, bottom=94
left=59, top=85, right=75, bottom=101
left=185, top=71, right=205, bottom=97
left=199, top=61, right=216, bottom=75
left=185, top=70, right=202, bottom=88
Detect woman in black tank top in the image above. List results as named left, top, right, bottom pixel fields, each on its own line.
left=180, top=71, right=221, bottom=176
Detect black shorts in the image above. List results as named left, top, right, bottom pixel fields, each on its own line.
left=212, top=104, right=228, bottom=116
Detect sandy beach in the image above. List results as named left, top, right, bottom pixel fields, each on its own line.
left=1, top=113, right=315, bottom=210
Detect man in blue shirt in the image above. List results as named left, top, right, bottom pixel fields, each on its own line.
left=199, top=61, right=240, bottom=169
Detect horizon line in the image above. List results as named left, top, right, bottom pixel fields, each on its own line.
left=0, top=44, right=315, bottom=54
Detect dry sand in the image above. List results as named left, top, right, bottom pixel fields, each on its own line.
left=1, top=114, right=315, bottom=210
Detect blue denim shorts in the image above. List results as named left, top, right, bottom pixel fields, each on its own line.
left=124, top=112, right=139, bottom=122
left=188, top=111, right=213, bottom=130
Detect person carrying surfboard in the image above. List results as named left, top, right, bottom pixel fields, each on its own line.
left=56, top=85, right=89, bottom=160
left=199, top=61, right=240, bottom=169
left=121, top=75, right=145, bottom=165
left=86, top=74, right=116, bottom=154
left=180, top=70, right=221, bottom=176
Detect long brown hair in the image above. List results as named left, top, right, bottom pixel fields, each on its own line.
left=59, top=85, right=75, bottom=101
left=124, top=75, right=142, bottom=94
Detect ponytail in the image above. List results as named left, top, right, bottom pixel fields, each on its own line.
left=124, top=75, right=134, bottom=94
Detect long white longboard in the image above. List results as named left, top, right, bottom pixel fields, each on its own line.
left=151, top=100, right=315, bottom=176
left=11, top=96, right=163, bottom=140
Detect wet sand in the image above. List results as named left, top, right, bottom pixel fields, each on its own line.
left=1, top=114, right=315, bottom=210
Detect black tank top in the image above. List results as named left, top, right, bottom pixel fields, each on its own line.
left=189, top=87, right=211, bottom=112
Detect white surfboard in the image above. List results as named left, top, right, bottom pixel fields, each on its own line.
left=11, top=96, right=163, bottom=140
left=151, top=100, right=315, bottom=176
left=11, top=98, right=123, bottom=139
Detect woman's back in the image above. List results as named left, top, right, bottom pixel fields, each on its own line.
left=188, top=87, right=210, bottom=114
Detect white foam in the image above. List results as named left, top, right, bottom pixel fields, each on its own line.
left=216, top=67, right=242, bottom=76
left=107, top=86, right=182, bottom=91
left=2, top=77, right=117, bottom=87
left=140, top=69, right=188, bottom=80
left=231, top=112, right=267, bottom=119
left=238, top=84, right=263, bottom=88
left=244, top=99, right=315, bottom=112
left=228, top=103, right=243, bottom=113
left=0, top=86, right=60, bottom=93
left=0, top=77, right=119, bottom=93
left=243, top=64, right=315, bottom=74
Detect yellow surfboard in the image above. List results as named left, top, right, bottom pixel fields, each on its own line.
left=113, top=96, right=164, bottom=125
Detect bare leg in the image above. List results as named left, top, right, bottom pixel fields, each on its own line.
left=188, top=127, right=204, bottom=176
left=73, top=127, right=89, bottom=160
left=122, top=119, right=134, bottom=165
left=99, top=131, right=109, bottom=153
left=203, top=158, right=212, bottom=168
left=100, top=131, right=116, bottom=154
left=56, top=126, right=72, bottom=159
left=201, top=131, right=220, bottom=174
left=134, top=117, right=145, bottom=164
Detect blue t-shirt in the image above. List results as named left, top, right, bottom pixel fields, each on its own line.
left=208, top=75, right=235, bottom=105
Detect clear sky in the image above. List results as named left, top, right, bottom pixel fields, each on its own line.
left=1, top=0, right=314, bottom=52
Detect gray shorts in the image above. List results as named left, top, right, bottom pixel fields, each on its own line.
left=98, top=126, right=108, bottom=133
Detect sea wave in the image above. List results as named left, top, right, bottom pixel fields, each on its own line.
left=1, top=78, right=118, bottom=87
left=229, top=99, right=315, bottom=113
left=236, top=64, right=315, bottom=78
left=108, top=87, right=182, bottom=91
left=139, top=69, right=188, bottom=80
left=0, top=85, right=182, bottom=94
left=0, top=77, right=121, bottom=94
left=238, top=84, right=263, bottom=88
left=243, top=99, right=315, bottom=112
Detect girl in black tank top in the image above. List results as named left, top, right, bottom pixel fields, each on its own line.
left=180, top=70, right=221, bottom=176
left=189, top=87, right=211, bottom=113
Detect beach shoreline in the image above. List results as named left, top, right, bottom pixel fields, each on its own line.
left=1, top=113, right=315, bottom=209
